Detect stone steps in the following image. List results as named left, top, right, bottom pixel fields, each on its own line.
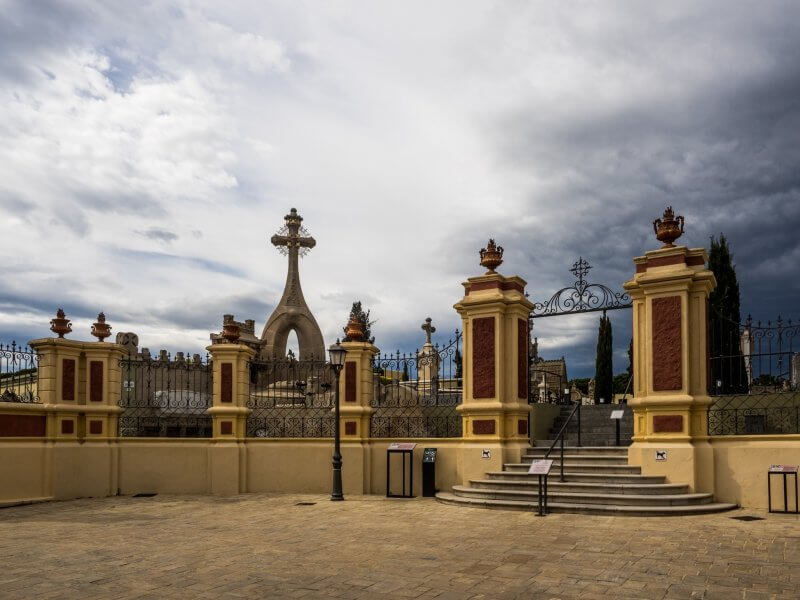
left=436, top=493, right=738, bottom=517
left=484, top=471, right=667, bottom=485
left=451, top=485, right=715, bottom=506
left=504, top=462, right=642, bottom=474
left=469, top=478, right=690, bottom=495
left=436, top=444, right=739, bottom=516
left=528, top=445, right=629, bottom=455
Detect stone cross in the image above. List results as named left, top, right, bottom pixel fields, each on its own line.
left=271, top=208, right=316, bottom=256
left=421, top=317, right=436, bottom=345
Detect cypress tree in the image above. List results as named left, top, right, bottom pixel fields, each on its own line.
left=626, top=338, right=634, bottom=397
left=708, top=234, right=746, bottom=392
left=594, top=314, right=613, bottom=404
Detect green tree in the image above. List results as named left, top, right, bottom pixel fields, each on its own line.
left=569, top=377, right=590, bottom=396
left=594, top=314, right=613, bottom=404
left=708, top=234, right=746, bottom=392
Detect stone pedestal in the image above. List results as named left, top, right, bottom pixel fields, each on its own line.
left=207, top=343, right=256, bottom=494
left=453, top=272, right=533, bottom=483
left=624, top=245, right=716, bottom=492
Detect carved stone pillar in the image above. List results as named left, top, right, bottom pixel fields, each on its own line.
left=624, top=210, right=716, bottom=492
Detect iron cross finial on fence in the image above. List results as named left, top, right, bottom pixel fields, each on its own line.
left=421, top=317, right=436, bottom=345
left=570, top=257, right=592, bottom=291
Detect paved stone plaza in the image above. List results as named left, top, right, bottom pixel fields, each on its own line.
left=0, top=494, right=797, bottom=600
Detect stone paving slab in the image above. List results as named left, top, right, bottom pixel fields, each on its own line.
left=0, top=494, right=798, bottom=599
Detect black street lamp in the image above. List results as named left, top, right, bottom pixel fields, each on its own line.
left=328, top=339, right=347, bottom=501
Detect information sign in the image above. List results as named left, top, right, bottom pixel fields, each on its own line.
left=422, top=448, right=437, bottom=463
left=528, top=459, right=553, bottom=475
left=769, top=465, right=799, bottom=473
left=481, top=449, right=491, bottom=459
left=610, top=410, right=624, bottom=420
left=388, top=442, right=417, bottom=451
left=655, top=450, right=667, bottom=461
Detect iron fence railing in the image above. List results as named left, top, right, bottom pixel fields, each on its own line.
left=119, top=353, right=212, bottom=437
left=708, top=313, right=800, bottom=435
left=246, top=358, right=335, bottom=438
left=371, top=332, right=462, bottom=438
left=0, top=342, right=39, bottom=404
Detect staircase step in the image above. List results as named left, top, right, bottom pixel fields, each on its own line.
left=485, top=471, right=667, bottom=484
left=522, top=454, right=628, bottom=465
left=470, top=479, right=689, bottom=495
left=528, top=445, right=629, bottom=455
left=504, top=462, right=641, bottom=474
left=436, top=493, right=738, bottom=516
left=452, top=485, right=714, bottom=506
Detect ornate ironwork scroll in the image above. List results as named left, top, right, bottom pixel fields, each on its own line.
left=119, top=353, right=212, bottom=437
left=531, top=258, right=632, bottom=318
left=708, top=312, right=800, bottom=435
left=0, top=342, right=39, bottom=403
left=371, top=331, right=462, bottom=438
left=246, top=358, right=335, bottom=438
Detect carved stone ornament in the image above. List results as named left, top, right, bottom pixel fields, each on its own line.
left=91, top=312, right=112, bottom=342
left=653, top=206, right=685, bottom=248
left=221, top=321, right=241, bottom=343
left=479, top=239, right=504, bottom=273
left=344, top=316, right=365, bottom=342
left=50, top=308, right=72, bottom=338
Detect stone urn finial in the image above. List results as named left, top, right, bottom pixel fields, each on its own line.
left=91, top=312, right=112, bottom=342
left=653, top=206, right=685, bottom=248
left=345, top=315, right=365, bottom=342
left=50, top=308, right=72, bottom=338
left=221, top=318, right=241, bottom=343
left=479, top=239, right=504, bottom=273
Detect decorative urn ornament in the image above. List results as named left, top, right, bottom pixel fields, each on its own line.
left=221, top=321, right=241, bottom=343
left=50, top=308, right=72, bottom=338
left=344, top=316, right=365, bottom=342
left=479, top=239, right=504, bottom=273
left=653, top=206, right=685, bottom=248
left=91, top=312, right=112, bottom=342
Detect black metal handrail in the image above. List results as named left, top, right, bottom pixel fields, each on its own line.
left=544, top=401, right=581, bottom=482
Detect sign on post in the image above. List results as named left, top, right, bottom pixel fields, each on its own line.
left=610, top=410, right=624, bottom=420
left=528, top=459, right=553, bottom=475
left=388, top=442, right=417, bottom=451
left=769, top=465, right=799, bottom=473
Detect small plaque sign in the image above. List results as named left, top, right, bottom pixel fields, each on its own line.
left=655, top=450, right=667, bottom=461
left=528, top=459, right=553, bottom=475
left=610, top=410, right=624, bottom=420
left=769, top=465, right=799, bottom=473
left=481, top=449, right=491, bottom=459
left=388, top=442, right=417, bottom=451
left=423, top=448, right=437, bottom=463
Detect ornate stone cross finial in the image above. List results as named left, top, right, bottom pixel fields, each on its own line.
left=271, top=208, right=316, bottom=257
left=421, top=317, right=436, bottom=345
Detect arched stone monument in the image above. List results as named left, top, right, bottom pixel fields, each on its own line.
left=260, top=208, right=326, bottom=360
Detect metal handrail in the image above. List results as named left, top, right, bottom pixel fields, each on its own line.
left=544, top=400, right=581, bottom=482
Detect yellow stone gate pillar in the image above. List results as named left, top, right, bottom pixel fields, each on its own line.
left=624, top=208, right=716, bottom=493
left=453, top=240, right=533, bottom=485
left=339, top=340, right=378, bottom=494
left=207, top=341, right=255, bottom=495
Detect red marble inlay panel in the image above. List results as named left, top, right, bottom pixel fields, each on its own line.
left=221, top=363, right=233, bottom=403
left=220, top=421, right=233, bottom=435
left=472, top=317, right=495, bottom=399
left=90, top=361, right=103, bottom=402
left=345, top=421, right=357, bottom=435
left=652, top=296, right=683, bottom=391
left=89, top=420, right=103, bottom=434
left=517, top=419, right=528, bottom=435
left=0, top=414, right=46, bottom=437
left=517, top=318, right=528, bottom=399
left=345, top=362, right=357, bottom=402
left=472, top=419, right=496, bottom=435
left=653, top=414, right=683, bottom=433
left=62, top=358, right=75, bottom=401
left=61, top=419, right=74, bottom=435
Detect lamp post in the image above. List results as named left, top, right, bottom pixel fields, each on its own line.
left=328, top=339, right=347, bottom=501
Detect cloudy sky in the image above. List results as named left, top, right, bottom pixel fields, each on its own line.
left=2, top=1, right=799, bottom=377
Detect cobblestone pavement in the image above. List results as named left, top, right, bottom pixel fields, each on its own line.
left=1, top=494, right=798, bottom=600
